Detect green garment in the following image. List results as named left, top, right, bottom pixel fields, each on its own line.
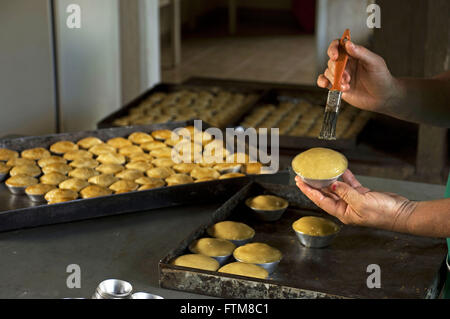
left=443, top=174, right=450, bottom=298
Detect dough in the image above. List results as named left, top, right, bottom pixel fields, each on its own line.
left=208, top=221, right=255, bottom=241
left=106, top=137, right=132, bottom=148
left=233, top=242, right=282, bottom=264
left=128, top=132, right=154, bottom=144
left=0, top=148, right=19, bottom=161
left=50, top=141, right=78, bottom=154
left=246, top=195, right=288, bottom=211
left=190, top=238, right=236, bottom=257
left=21, top=148, right=51, bottom=160
left=38, top=156, right=67, bottom=168
left=171, top=254, right=220, bottom=272
left=291, top=148, right=347, bottom=179
left=77, top=136, right=103, bottom=149
left=218, top=262, right=268, bottom=279
left=292, top=216, right=339, bottom=236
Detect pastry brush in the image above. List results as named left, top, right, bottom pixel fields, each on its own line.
left=319, top=29, right=351, bottom=140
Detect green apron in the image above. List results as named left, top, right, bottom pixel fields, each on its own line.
left=443, top=174, right=450, bottom=298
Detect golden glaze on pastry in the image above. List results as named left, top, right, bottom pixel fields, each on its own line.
left=50, top=141, right=78, bottom=154
left=7, top=157, right=35, bottom=167
left=292, top=216, right=339, bottom=236
left=58, top=178, right=90, bottom=192
left=25, top=183, right=56, bottom=195
left=152, top=158, right=175, bottom=168
left=95, top=163, right=124, bottom=175
left=0, top=148, right=19, bottom=161
left=173, top=163, right=198, bottom=174
left=127, top=153, right=153, bottom=163
left=219, top=173, right=246, bottom=179
left=128, top=132, right=154, bottom=144
left=125, top=161, right=153, bottom=172
left=21, top=148, right=51, bottom=160
left=213, top=163, right=242, bottom=173
left=41, top=163, right=71, bottom=175
left=40, top=172, right=68, bottom=185
left=45, top=188, right=78, bottom=203
left=146, top=167, right=174, bottom=179
left=97, top=152, right=126, bottom=165
left=151, top=129, right=173, bottom=140
left=165, top=174, right=194, bottom=186
left=0, top=162, right=11, bottom=174
left=68, top=167, right=99, bottom=180
left=141, top=141, right=167, bottom=152
left=190, top=167, right=220, bottom=180
left=88, top=144, right=116, bottom=156
left=172, top=254, right=219, bottom=271
left=118, top=145, right=143, bottom=157
left=134, top=176, right=164, bottom=186
left=9, top=164, right=41, bottom=177
left=190, top=238, right=236, bottom=257
left=106, top=137, right=132, bottom=149
left=77, top=136, right=103, bottom=149
left=115, top=169, right=143, bottom=181
left=88, top=174, right=118, bottom=187
left=109, top=179, right=138, bottom=193
left=37, top=156, right=67, bottom=168
left=69, top=158, right=99, bottom=169
left=6, top=175, right=38, bottom=187
left=137, top=180, right=166, bottom=190
left=218, top=262, right=268, bottom=279
left=245, top=162, right=262, bottom=174
left=233, top=243, right=282, bottom=264
left=208, top=221, right=255, bottom=241
left=150, top=147, right=173, bottom=158
left=246, top=195, right=288, bottom=211
left=80, top=185, right=112, bottom=198
left=194, top=177, right=215, bottom=183
left=63, top=150, right=93, bottom=161
left=291, top=148, right=347, bottom=179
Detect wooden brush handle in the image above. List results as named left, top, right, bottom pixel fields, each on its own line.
left=331, top=29, right=351, bottom=91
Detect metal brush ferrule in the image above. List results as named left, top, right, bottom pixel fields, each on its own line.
left=318, top=90, right=343, bottom=140
left=325, top=90, right=342, bottom=112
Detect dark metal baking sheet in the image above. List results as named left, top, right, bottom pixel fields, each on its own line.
left=159, top=181, right=447, bottom=299
left=0, top=120, right=250, bottom=233
left=96, top=83, right=268, bottom=129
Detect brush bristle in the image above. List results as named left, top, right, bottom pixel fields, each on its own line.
left=319, top=111, right=338, bottom=140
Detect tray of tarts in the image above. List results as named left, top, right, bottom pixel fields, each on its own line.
left=0, top=120, right=270, bottom=233
left=97, top=83, right=265, bottom=129
left=159, top=181, right=447, bottom=299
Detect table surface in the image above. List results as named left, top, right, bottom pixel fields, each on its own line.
left=0, top=172, right=446, bottom=299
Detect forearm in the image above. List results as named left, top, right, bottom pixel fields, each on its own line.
left=382, top=77, right=450, bottom=127
left=403, top=199, right=450, bottom=237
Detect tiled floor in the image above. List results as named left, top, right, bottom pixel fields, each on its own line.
left=161, top=34, right=317, bottom=85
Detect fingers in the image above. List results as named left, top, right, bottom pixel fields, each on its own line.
left=344, top=40, right=384, bottom=69
left=317, top=74, right=330, bottom=89
left=330, top=180, right=364, bottom=205
left=327, top=39, right=339, bottom=61
left=295, top=177, right=340, bottom=213
left=341, top=169, right=370, bottom=194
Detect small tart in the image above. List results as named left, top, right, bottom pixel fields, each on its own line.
left=190, top=167, right=220, bottom=180
left=213, top=163, right=242, bottom=173
left=45, top=188, right=78, bottom=202
left=151, top=129, right=173, bottom=140
left=0, top=148, right=19, bottom=161
left=173, top=163, right=198, bottom=174
left=152, top=158, right=175, bottom=168
left=137, top=180, right=166, bottom=190
left=80, top=185, right=112, bottom=199
left=166, top=174, right=194, bottom=186
left=246, top=195, right=288, bottom=211
left=233, top=242, right=282, bottom=264
left=172, top=254, right=219, bottom=272
left=69, top=158, right=99, bottom=169
left=208, top=221, right=255, bottom=241
left=106, top=137, right=132, bottom=149
left=6, top=175, right=38, bottom=188
left=21, top=148, right=51, bottom=160
left=50, top=141, right=78, bottom=154
left=40, top=172, right=68, bottom=185
left=150, top=147, right=173, bottom=158
left=25, top=183, right=56, bottom=196
left=42, top=163, right=71, bottom=175
left=88, top=174, right=118, bottom=188
left=37, top=156, right=67, bottom=168
left=118, top=145, right=144, bottom=157
left=218, top=262, right=268, bottom=279
left=194, top=177, right=215, bottom=183
left=146, top=167, right=175, bottom=179
left=245, top=162, right=262, bottom=174
left=96, top=152, right=126, bottom=165
left=7, top=157, right=35, bottom=167
left=77, top=136, right=103, bottom=149
left=127, top=153, right=153, bottom=163
left=292, top=216, right=339, bottom=236
left=125, top=161, right=153, bottom=172
left=0, top=162, right=11, bottom=174
left=63, top=150, right=93, bottom=161
left=95, top=163, right=124, bottom=175
left=9, top=164, right=41, bottom=177
left=190, top=238, right=236, bottom=257
left=128, top=132, right=154, bottom=144
left=219, top=173, right=246, bottom=179
left=88, top=144, right=116, bottom=156
left=135, top=176, right=165, bottom=186
left=59, top=178, right=90, bottom=192
left=109, top=179, right=138, bottom=193
left=115, top=169, right=144, bottom=181
left=141, top=141, right=166, bottom=151
left=68, top=167, right=99, bottom=180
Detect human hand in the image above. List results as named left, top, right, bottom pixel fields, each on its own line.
left=317, top=40, right=400, bottom=115
left=295, top=170, right=417, bottom=233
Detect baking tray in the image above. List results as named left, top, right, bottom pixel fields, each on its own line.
left=97, top=83, right=267, bottom=129
left=0, top=120, right=250, bottom=233
left=159, top=181, right=447, bottom=299
left=183, top=77, right=372, bottom=151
